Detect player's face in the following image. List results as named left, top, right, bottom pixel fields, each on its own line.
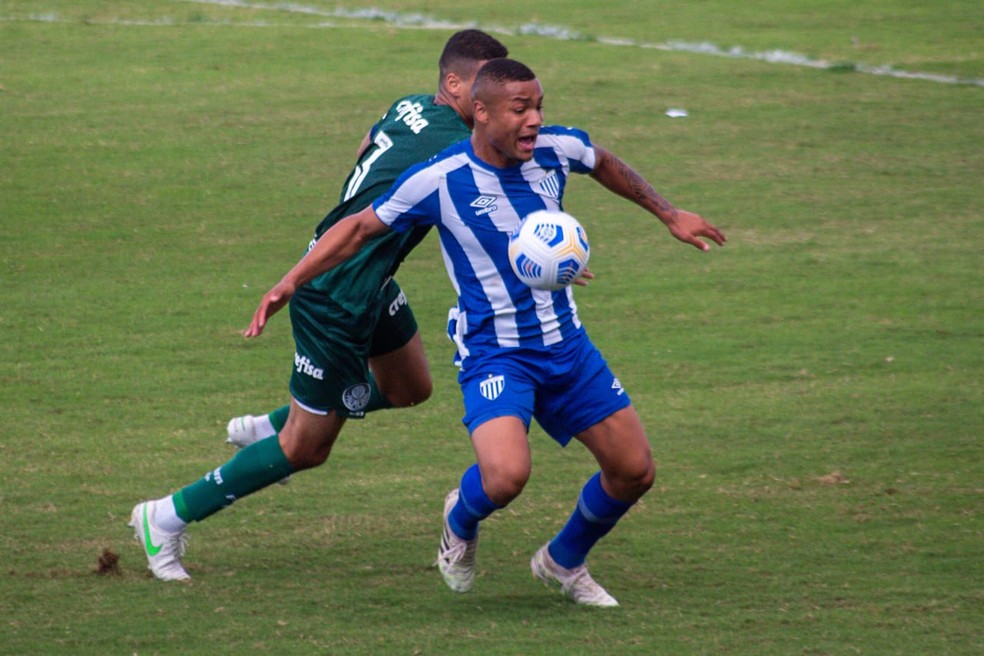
left=474, top=79, right=543, bottom=168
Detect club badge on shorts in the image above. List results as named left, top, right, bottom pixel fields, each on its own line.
left=479, top=374, right=505, bottom=401
left=342, top=383, right=372, bottom=412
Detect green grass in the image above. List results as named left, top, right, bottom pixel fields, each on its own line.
left=1, top=2, right=982, bottom=654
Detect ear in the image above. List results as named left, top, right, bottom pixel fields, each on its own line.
left=444, top=72, right=462, bottom=98
left=472, top=99, right=488, bottom=125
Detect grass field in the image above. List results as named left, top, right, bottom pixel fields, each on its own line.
left=1, top=1, right=982, bottom=654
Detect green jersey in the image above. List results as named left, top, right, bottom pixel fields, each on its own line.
left=306, top=94, right=471, bottom=316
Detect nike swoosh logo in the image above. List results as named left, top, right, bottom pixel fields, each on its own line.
left=142, top=504, right=163, bottom=556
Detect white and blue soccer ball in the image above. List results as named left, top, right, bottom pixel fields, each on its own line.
left=508, top=210, right=590, bottom=291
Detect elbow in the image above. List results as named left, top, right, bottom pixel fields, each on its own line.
left=348, top=211, right=387, bottom=245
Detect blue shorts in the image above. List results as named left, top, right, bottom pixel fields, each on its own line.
left=459, top=333, right=631, bottom=446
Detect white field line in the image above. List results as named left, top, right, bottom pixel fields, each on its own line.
left=5, top=2, right=983, bottom=88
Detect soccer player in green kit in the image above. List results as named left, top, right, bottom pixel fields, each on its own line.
left=130, top=30, right=509, bottom=581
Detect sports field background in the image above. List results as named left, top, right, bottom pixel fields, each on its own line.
left=1, top=1, right=981, bottom=654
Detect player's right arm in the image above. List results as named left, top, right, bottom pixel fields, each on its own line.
left=245, top=208, right=390, bottom=338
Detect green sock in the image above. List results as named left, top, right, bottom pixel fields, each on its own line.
left=268, top=404, right=290, bottom=432
left=173, top=436, right=294, bottom=523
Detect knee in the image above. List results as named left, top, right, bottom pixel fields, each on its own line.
left=608, top=454, right=656, bottom=502
left=279, top=429, right=332, bottom=471
left=402, top=376, right=433, bottom=407
left=635, top=457, right=657, bottom=494
left=382, top=374, right=433, bottom=408
left=482, top=464, right=530, bottom=507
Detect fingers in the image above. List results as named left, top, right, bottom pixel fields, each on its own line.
left=244, top=294, right=278, bottom=339
left=694, top=239, right=710, bottom=252
left=573, top=267, right=595, bottom=286
left=703, top=224, right=727, bottom=247
left=243, top=281, right=296, bottom=339
left=674, top=210, right=726, bottom=250
left=244, top=306, right=267, bottom=339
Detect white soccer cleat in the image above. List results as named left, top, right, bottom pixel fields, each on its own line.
left=436, top=488, right=478, bottom=593
left=129, top=500, right=190, bottom=581
left=531, top=543, right=619, bottom=607
left=226, top=414, right=260, bottom=448
left=226, top=414, right=290, bottom=484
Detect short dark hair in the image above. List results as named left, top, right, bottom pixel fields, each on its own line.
left=438, top=29, right=509, bottom=78
left=471, top=58, right=537, bottom=100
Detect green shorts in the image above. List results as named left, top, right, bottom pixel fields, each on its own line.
left=288, top=278, right=418, bottom=417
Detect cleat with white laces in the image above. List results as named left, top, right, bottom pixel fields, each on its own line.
left=226, top=414, right=290, bottom=485
left=129, top=500, right=190, bottom=581
left=531, top=543, right=619, bottom=607
left=435, top=488, right=478, bottom=592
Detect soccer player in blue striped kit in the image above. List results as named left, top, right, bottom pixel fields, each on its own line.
left=246, top=59, right=726, bottom=606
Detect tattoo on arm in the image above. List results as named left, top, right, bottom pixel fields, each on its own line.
left=610, top=154, right=675, bottom=218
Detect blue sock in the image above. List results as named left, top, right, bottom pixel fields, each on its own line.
left=548, top=472, right=634, bottom=569
left=448, top=464, right=499, bottom=540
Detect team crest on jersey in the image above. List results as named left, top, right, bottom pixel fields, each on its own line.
left=342, top=383, right=372, bottom=412
left=537, top=172, right=561, bottom=199
left=479, top=375, right=506, bottom=401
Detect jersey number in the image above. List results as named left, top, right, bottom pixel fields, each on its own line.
left=343, top=130, right=394, bottom=202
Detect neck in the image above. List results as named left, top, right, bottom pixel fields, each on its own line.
left=435, top=87, right=473, bottom=129
left=470, top=133, right=518, bottom=169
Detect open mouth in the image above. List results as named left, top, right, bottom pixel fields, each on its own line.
left=518, top=134, right=537, bottom=152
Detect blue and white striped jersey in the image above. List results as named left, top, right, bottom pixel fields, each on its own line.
left=372, top=125, right=597, bottom=366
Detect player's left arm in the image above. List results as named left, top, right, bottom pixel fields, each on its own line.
left=589, top=145, right=726, bottom=251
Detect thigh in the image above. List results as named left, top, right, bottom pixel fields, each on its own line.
left=368, top=331, right=431, bottom=406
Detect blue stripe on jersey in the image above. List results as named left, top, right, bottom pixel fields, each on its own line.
left=500, top=168, right=549, bottom=224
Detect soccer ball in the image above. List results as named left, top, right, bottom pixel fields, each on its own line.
left=508, top=210, right=590, bottom=291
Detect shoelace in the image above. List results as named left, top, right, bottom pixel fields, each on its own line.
left=165, top=532, right=189, bottom=559
left=563, top=566, right=610, bottom=602
left=440, top=528, right=475, bottom=566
